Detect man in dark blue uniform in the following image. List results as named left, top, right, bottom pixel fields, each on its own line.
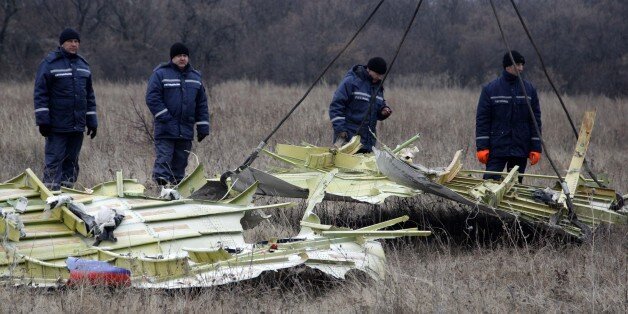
left=329, top=57, right=392, bottom=153
left=34, top=28, right=98, bottom=191
left=146, top=43, right=210, bottom=186
left=475, top=51, right=542, bottom=183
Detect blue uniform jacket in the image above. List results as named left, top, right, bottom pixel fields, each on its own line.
left=145, top=62, right=210, bottom=140
left=329, top=65, right=390, bottom=151
left=476, top=70, right=542, bottom=158
left=34, top=47, right=97, bottom=133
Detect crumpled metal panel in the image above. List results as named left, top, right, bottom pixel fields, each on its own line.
left=375, top=147, right=626, bottom=239
left=222, top=132, right=625, bottom=241
left=0, top=166, right=425, bottom=288
left=374, top=147, right=480, bottom=207
left=230, top=166, right=422, bottom=204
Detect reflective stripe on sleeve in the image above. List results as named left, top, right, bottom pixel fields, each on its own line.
left=353, top=92, right=370, bottom=97
left=155, top=108, right=168, bottom=118
left=476, top=136, right=490, bottom=140
left=35, top=108, right=49, bottom=113
left=50, top=68, right=71, bottom=73
left=352, top=91, right=383, bottom=101
left=331, top=116, right=345, bottom=123
left=195, top=121, right=209, bottom=125
left=86, top=111, right=96, bottom=115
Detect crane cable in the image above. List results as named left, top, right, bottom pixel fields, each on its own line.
left=508, top=0, right=606, bottom=188
left=220, top=0, right=386, bottom=186
left=488, top=0, right=589, bottom=237
left=356, top=0, right=425, bottom=138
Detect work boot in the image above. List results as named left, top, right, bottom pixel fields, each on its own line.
left=155, top=177, right=170, bottom=186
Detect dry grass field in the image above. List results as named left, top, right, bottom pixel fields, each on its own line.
left=0, top=80, right=626, bottom=312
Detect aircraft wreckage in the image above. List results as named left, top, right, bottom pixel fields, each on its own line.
left=0, top=112, right=624, bottom=288
left=213, top=111, right=626, bottom=241
left=0, top=165, right=428, bottom=288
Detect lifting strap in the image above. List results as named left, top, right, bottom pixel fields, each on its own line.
left=220, top=0, right=386, bottom=186
left=356, top=0, right=425, bottom=137
left=508, top=0, right=605, bottom=188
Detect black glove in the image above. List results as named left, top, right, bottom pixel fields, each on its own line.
left=86, top=126, right=97, bottom=139
left=197, top=133, right=208, bottom=142
left=38, top=124, right=52, bottom=137
left=380, top=106, right=392, bottom=119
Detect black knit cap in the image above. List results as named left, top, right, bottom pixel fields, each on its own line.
left=59, top=28, right=80, bottom=45
left=503, top=50, right=525, bottom=68
left=170, top=42, right=190, bottom=59
left=367, top=57, right=387, bottom=75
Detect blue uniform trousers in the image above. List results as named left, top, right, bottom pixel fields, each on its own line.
left=483, top=156, right=527, bottom=184
left=43, top=132, right=84, bottom=190
left=152, top=138, right=192, bottom=185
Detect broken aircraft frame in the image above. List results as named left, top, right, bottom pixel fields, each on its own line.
left=0, top=165, right=428, bottom=288
left=0, top=111, right=623, bottom=288
left=219, top=111, right=626, bottom=240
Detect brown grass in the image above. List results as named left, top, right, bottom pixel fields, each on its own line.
left=0, top=80, right=626, bottom=312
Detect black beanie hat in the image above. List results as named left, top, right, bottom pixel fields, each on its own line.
left=59, top=28, right=80, bottom=45
left=367, top=57, right=387, bottom=75
left=170, top=43, right=190, bottom=59
left=503, top=50, right=525, bottom=68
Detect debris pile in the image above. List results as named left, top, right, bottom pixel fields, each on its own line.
left=0, top=166, right=425, bottom=288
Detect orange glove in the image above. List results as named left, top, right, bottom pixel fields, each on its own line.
left=529, top=151, right=541, bottom=165
left=476, top=149, right=489, bottom=164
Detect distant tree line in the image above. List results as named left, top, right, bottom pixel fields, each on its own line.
left=1, top=0, right=626, bottom=95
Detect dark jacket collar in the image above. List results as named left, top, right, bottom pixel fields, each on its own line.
left=502, top=70, right=518, bottom=82
left=169, top=61, right=191, bottom=73
left=58, top=47, right=79, bottom=59
left=350, top=64, right=383, bottom=88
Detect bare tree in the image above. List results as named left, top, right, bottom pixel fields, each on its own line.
left=0, top=0, right=19, bottom=55
left=0, top=0, right=625, bottom=95
left=38, top=0, right=106, bottom=33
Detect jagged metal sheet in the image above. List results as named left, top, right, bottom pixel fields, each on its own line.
left=230, top=167, right=420, bottom=204
left=0, top=166, right=425, bottom=288
left=374, top=146, right=626, bottom=238
left=221, top=134, right=625, bottom=240
left=278, top=170, right=422, bottom=203
left=233, top=167, right=308, bottom=199
left=374, top=147, right=481, bottom=208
